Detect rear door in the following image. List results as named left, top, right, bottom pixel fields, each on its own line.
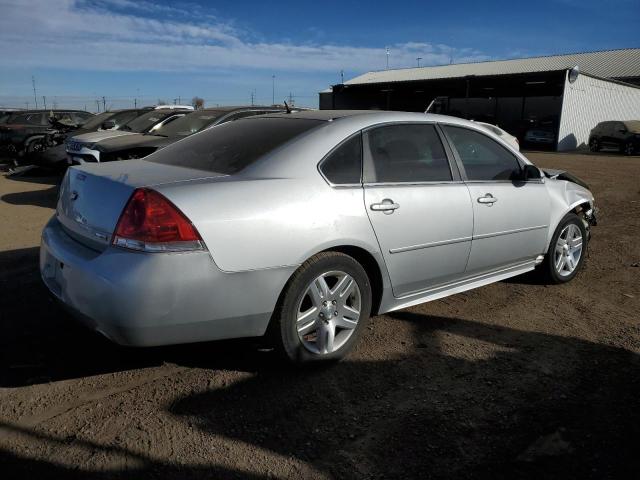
left=363, top=123, right=473, bottom=297
left=441, top=125, right=549, bottom=275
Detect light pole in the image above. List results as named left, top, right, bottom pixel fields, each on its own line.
left=416, top=57, right=422, bottom=67
left=272, top=75, right=275, bottom=105
left=385, top=47, right=390, bottom=70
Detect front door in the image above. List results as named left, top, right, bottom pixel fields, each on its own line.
left=363, top=123, right=474, bottom=297
left=441, top=125, right=550, bottom=275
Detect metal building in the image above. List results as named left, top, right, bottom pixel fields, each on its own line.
left=320, top=48, right=640, bottom=151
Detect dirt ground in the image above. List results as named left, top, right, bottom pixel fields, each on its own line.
left=0, top=152, right=638, bottom=480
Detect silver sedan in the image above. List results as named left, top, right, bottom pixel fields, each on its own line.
left=40, top=111, right=596, bottom=363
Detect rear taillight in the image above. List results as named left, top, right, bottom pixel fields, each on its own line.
left=112, top=188, right=204, bottom=252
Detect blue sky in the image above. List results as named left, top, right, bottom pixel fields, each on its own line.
left=0, top=0, right=638, bottom=110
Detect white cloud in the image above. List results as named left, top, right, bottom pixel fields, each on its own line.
left=0, top=0, right=491, bottom=74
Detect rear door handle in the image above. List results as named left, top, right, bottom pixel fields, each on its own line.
left=477, top=194, right=497, bottom=205
left=370, top=198, right=400, bottom=214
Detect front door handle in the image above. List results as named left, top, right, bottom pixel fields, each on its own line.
left=370, top=198, right=400, bottom=214
left=477, top=194, right=498, bottom=206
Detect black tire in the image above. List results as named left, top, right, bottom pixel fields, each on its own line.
left=270, top=251, right=372, bottom=364
left=589, top=138, right=600, bottom=152
left=623, top=141, right=635, bottom=156
left=542, top=213, right=588, bottom=284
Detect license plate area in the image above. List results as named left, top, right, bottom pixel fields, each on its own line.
left=42, top=251, right=63, bottom=298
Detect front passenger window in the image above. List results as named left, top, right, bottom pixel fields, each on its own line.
left=443, top=125, right=523, bottom=181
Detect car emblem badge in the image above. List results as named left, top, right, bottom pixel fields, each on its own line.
left=70, top=191, right=79, bottom=201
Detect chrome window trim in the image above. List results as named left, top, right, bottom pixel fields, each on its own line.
left=363, top=180, right=465, bottom=188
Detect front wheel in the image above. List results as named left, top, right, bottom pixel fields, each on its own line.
left=270, top=252, right=372, bottom=364
left=542, top=213, right=587, bottom=284
left=623, top=141, right=635, bottom=156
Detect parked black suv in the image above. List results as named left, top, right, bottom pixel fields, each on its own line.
left=0, top=109, right=93, bottom=160
left=589, top=120, right=640, bottom=156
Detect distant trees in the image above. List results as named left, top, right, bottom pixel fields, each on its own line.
left=192, top=97, right=205, bottom=109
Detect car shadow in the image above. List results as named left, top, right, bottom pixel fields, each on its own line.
left=1, top=184, right=59, bottom=209
left=0, top=247, right=281, bottom=389
left=164, top=311, right=639, bottom=479
left=1, top=245, right=638, bottom=478
left=2, top=309, right=637, bottom=479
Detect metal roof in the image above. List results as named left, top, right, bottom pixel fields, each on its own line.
left=345, top=48, right=640, bottom=86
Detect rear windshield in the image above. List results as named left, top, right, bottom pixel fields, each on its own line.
left=148, top=117, right=324, bottom=174
left=155, top=110, right=228, bottom=137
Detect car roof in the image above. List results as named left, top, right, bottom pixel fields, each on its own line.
left=196, top=106, right=284, bottom=113
left=10, top=109, right=90, bottom=113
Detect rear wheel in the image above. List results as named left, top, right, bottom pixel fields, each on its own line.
left=271, top=252, right=372, bottom=364
left=589, top=138, right=600, bottom=152
left=542, top=213, right=587, bottom=284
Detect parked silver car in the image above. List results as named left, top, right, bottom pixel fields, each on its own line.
left=40, top=111, right=596, bottom=363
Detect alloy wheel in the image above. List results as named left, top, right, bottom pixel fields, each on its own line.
left=554, top=223, right=583, bottom=277
left=296, top=270, right=362, bottom=354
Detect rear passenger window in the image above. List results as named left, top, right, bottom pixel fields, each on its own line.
left=363, top=124, right=451, bottom=183
left=443, top=125, right=523, bottom=181
left=320, top=133, right=362, bottom=185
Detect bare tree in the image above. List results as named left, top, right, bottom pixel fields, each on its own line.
left=192, top=96, right=205, bottom=110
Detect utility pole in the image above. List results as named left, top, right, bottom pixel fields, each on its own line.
left=288, top=92, right=294, bottom=106
left=96, top=99, right=100, bottom=113
left=416, top=57, right=422, bottom=67
left=178, top=96, right=181, bottom=105
left=272, top=75, right=276, bottom=105
left=102, top=96, right=106, bottom=111
left=250, top=90, right=255, bottom=106
left=385, top=47, right=390, bottom=70
left=25, top=102, right=29, bottom=109
left=32, top=76, right=38, bottom=108
left=340, top=70, right=344, bottom=83
left=134, top=97, right=137, bottom=108
left=42, top=96, right=47, bottom=110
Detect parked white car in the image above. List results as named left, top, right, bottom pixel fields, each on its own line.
left=475, top=122, right=519, bottom=151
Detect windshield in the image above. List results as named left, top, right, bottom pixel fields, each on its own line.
left=80, top=111, right=115, bottom=130
left=154, top=110, right=227, bottom=137
left=149, top=117, right=324, bottom=174
left=120, top=110, right=177, bottom=133
left=624, top=120, right=640, bottom=133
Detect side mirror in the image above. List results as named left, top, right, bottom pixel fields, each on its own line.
left=101, top=120, right=116, bottom=130
left=523, top=164, right=542, bottom=181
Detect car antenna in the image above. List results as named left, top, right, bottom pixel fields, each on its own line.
left=424, top=98, right=436, bottom=114
left=284, top=101, right=292, bottom=114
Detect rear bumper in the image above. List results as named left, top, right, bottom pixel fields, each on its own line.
left=40, top=216, right=294, bottom=346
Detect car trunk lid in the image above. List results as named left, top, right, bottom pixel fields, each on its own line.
left=56, top=162, right=227, bottom=251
